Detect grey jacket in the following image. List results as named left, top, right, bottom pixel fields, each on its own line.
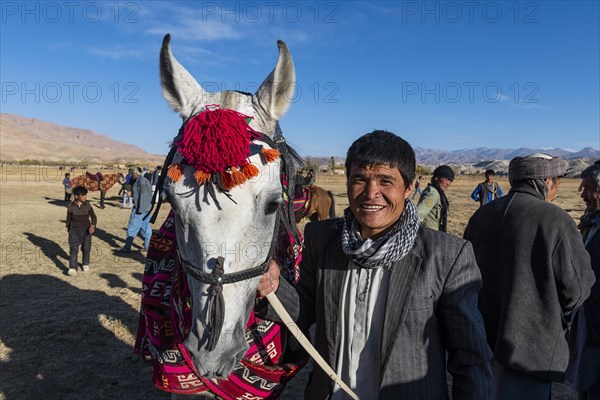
left=259, top=219, right=493, bottom=399
left=132, top=175, right=152, bottom=214
left=464, top=185, right=595, bottom=382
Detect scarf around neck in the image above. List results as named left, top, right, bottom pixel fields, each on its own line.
left=341, top=199, right=420, bottom=269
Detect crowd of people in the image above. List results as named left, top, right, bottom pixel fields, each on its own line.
left=60, top=136, right=600, bottom=399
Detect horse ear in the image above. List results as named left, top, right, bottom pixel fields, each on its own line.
left=160, top=34, right=206, bottom=120
left=255, top=40, right=295, bottom=122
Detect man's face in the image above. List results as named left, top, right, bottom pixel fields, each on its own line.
left=545, top=178, right=560, bottom=202
left=485, top=174, right=494, bottom=183
left=581, top=177, right=600, bottom=213
left=436, top=177, right=453, bottom=192
left=347, top=164, right=412, bottom=240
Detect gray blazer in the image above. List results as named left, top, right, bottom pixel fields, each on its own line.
left=260, top=219, right=493, bottom=399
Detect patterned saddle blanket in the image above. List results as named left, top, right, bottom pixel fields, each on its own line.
left=293, top=186, right=313, bottom=222
left=71, top=173, right=120, bottom=192
left=134, top=210, right=306, bottom=398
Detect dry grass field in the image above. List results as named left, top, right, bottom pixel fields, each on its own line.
left=0, top=167, right=587, bottom=399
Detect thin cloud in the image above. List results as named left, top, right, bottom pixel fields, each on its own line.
left=86, top=45, right=145, bottom=60
left=497, top=93, right=547, bottom=110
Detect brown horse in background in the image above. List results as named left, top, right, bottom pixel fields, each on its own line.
left=70, top=173, right=122, bottom=192
left=301, top=185, right=336, bottom=221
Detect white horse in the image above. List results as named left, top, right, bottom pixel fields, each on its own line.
left=157, top=33, right=298, bottom=387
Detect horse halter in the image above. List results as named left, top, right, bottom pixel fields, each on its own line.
left=179, top=215, right=279, bottom=351
left=147, top=106, right=298, bottom=351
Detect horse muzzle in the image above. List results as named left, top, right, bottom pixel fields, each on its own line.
left=184, top=319, right=249, bottom=378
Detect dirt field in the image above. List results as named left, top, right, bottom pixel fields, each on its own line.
left=0, top=167, right=586, bottom=399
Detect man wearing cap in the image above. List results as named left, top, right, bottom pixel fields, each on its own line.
left=416, top=165, right=454, bottom=232
left=116, top=167, right=153, bottom=253
left=567, top=162, right=600, bottom=398
left=471, top=169, right=504, bottom=206
left=464, top=154, right=595, bottom=399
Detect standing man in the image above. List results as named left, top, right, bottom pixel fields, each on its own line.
left=567, top=162, right=600, bottom=398
left=258, top=130, right=493, bottom=399
left=96, top=171, right=106, bottom=209
left=116, top=168, right=153, bottom=252
left=464, top=154, right=595, bottom=400
left=416, top=165, right=454, bottom=232
left=411, top=175, right=422, bottom=200
left=304, top=168, right=316, bottom=186
left=471, top=169, right=503, bottom=206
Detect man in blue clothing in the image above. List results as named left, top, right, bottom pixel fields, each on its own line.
left=116, top=168, right=153, bottom=252
left=471, top=169, right=503, bottom=206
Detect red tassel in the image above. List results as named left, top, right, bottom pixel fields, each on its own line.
left=167, top=164, right=184, bottom=182
left=261, top=148, right=280, bottom=163
left=177, top=107, right=260, bottom=174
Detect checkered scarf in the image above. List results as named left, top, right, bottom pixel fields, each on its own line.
left=341, top=200, right=420, bottom=269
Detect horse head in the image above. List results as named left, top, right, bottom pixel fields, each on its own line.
left=159, top=34, right=295, bottom=379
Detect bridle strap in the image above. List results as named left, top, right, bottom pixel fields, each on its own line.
left=146, top=145, right=178, bottom=224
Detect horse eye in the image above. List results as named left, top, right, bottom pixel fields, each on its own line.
left=265, top=199, right=280, bottom=215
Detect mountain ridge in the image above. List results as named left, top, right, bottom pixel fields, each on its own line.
left=1, top=113, right=165, bottom=165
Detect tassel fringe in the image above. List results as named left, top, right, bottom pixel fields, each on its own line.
left=194, top=170, right=211, bottom=185
left=242, top=163, right=259, bottom=180
left=261, top=148, right=280, bottom=163
left=167, top=164, right=183, bottom=182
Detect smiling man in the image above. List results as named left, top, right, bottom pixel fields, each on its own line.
left=257, top=130, right=493, bottom=399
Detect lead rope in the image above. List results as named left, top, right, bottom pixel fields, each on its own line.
left=266, top=293, right=360, bottom=400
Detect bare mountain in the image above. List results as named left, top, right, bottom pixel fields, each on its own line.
left=412, top=146, right=594, bottom=165
left=0, top=113, right=166, bottom=165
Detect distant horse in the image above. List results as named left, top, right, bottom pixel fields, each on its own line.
left=134, top=35, right=306, bottom=399
left=294, top=185, right=335, bottom=222
left=70, top=172, right=122, bottom=192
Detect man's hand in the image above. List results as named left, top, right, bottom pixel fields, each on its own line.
left=88, top=225, right=95, bottom=235
left=257, top=259, right=281, bottom=298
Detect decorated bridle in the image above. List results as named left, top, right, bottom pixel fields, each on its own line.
left=146, top=105, right=299, bottom=351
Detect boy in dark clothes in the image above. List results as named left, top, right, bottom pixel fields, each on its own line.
left=66, top=186, right=97, bottom=276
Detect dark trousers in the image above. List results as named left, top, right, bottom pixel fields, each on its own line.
left=68, top=227, right=92, bottom=268
left=100, top=191, right=105, bottom=207
left=492, top=361, right=552, bottom=400
left=64, top=191, right=72, bottom=202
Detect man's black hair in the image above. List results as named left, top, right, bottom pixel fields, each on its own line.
left=345, top=130, right=416, bottom=187
left=485, top=169, right=495, bottom=177
left=73, top=186, right=88, bottom=196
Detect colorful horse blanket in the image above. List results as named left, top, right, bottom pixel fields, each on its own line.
left=293, top=186, right=313, bottom=223
left=71, top=173, right=121, bottom=192
left=134, top=211, right=305, bottom=398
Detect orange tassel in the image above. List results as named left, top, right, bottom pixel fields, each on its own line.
left=242, top=163, right=260, bottom=180
left=221, top=170, right=234, bottom=190
left=167, top=164, right=183, bottom=182
left=230, top=167, right=246, bottom=186
left=194, top=169, right=211, bottom=185
left=261, top=148, right=279, bottom=163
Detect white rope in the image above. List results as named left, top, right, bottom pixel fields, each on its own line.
left=266, top=292, right=360, bottom=400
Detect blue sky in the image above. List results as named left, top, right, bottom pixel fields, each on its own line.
left=1, top=1, right=599, bottom=157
